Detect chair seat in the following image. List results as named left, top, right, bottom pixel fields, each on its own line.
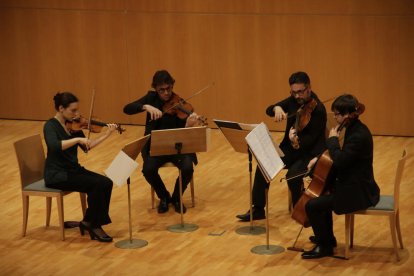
left=367, top=195, right=394, bottom=211
left=23, top=179, right=62, bottom=193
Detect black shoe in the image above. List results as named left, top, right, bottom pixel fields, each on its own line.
left=236, top=208, right=265, bottom=222
left=64, top=221, right=80, bottom=229
left=157, top=197, right=169, bottom=214
left=173, top=200, right=187, bottom=214
left=301, top=245, right=334, bottom=259
left=309, top=236, right=337, bottom=247
left=79, top=222, right=113, bottom=242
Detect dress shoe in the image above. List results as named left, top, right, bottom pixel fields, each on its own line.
left=79, top=222, right=113, bottom=242
left=236, top=208, right=265, bottom=221
left=64, top=221, right=80, bottom=229
left=157, top=197, right=170, bottom=213
left=301, top=245, right=334, bottom=259
left=173, top=200, right=187, bottom=214
left=309, top=236, right=337, bottom=247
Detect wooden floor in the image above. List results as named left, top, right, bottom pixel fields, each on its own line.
left=1, top=119, right=414, bottom=275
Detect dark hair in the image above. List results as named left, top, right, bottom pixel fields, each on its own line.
left=151, top=70, right=175, bottom=88
left=53, top=92, right=78, bottom=111
left=331, top=94, right=359, bottom=115
left=289, top=71, right=310, bottom=87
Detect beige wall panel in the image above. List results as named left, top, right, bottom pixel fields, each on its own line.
left=0, top=8, right=130, bottom=123
left=0, top=0, right=125, bottom=10
left=126, top=0, right=414, bottom=15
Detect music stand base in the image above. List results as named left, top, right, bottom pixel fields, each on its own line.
left=251, top=245, right=285, bottom=255
left=168, top=223, right=199, bottom=233
left=235, top=225, right=266, bottom=235
left=115, top=239, right=148, bottom=249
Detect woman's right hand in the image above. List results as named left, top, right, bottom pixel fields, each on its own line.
left=78, top=137, right=91, bottom=151
left=273, top=106, right=287, bottom=122
left=143, top=104, right=163, bottom=120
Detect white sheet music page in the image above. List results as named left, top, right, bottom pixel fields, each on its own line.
left=245, top=122, right=285, bottom=181
left=104, top=150, right=139, bottom=187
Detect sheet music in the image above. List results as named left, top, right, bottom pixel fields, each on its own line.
left=245, top=122, right=285, bottom=182
left=105, top=150, right=139, bottom=187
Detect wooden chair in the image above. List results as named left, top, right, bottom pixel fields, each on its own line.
left=14, top=134, right=87, bottom=241
left=344, top=149, right=408, bottom=261
left=151, top=162, right=195, bottom=208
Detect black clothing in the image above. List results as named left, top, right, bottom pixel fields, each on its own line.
left=43, top=118, right=113, bottom=227
left=252, top=92, right=327, bottom=209
left=123, top=91, right=196, bottom=200
left=305, top=119, right=380, bottom=248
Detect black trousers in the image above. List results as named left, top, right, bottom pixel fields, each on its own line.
left=252, top=156, right=310, bottom=209
left=305, top=194, right=336, bottom=247
left=142, top=154, right=194, bottom=202
left=46, top=167, right=113, bottom=227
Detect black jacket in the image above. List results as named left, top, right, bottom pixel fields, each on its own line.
left=327, top=119, right=380, bottom=214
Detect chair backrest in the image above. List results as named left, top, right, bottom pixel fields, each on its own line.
left=393, top=149, right=408, bottom=210
left=14, top=134, right=45, bottom=189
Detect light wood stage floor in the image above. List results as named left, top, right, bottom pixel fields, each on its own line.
left=1, top=119, right=413, bottom=275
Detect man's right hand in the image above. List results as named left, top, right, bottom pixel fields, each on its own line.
left=273, top=106, right=287, bottom=122
left=143, top=105, right=163, bottom=120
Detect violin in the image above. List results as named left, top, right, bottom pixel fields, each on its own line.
left=291, top=98, right=317, bottom=149
left=290, top=102, right=365, bottom=227
left=162, top=92, right=208, bottom=126
left=66, top=116, right=126, bottom=134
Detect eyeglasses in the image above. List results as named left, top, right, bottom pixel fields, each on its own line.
left=156, top=85, right=172, bottom=94
left=290, top=87, right=308, bottom=97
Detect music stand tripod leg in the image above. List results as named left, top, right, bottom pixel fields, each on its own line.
left=251, top=188, right=285, bottom=255
left=236, top=148, right=266, bottom=235
left=115, top=177, right=148, bottom=249
left=167, top=143, right=198, bottom=233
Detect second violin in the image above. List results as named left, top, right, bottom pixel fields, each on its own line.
left=162, top=92, right=208, bottom=126
left=66, top=115, right=126, bottom=134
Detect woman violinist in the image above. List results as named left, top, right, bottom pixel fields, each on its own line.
left=302, top=94, right=380, bottom=259
left=123, top=70, right=201, bottom=214
left=43, top=92, right=118, bottom=242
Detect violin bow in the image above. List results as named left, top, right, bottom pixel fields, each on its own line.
left=162, top=82, right=215, bottom=114
left=85, top=88, right=96, bottom=152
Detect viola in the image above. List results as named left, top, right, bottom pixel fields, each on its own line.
left=66, top=116, right=126, bottom=134
left=291, top=98, right=317, bottom=149
left=162, top=92, right=208, bottom=126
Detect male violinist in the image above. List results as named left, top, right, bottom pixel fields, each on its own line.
left=236, top=71, right=327, bottom=221
left=302, top=94, right=380, bottom=259
left=123, top=70, right=199, bottom=214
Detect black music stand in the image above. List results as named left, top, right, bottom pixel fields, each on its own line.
left=245, top=123, right=285, bottom=255
left=214, top=119, right=265, bottom=235
left=111, top=135, right=150, bottom=249
left=151, top=126, right=210, bottom=233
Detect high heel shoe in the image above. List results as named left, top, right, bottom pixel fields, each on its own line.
left=89, top=227, right=113, bottom=243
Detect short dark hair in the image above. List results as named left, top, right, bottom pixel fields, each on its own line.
left=331, top=94, right=359, bottom=115
left=289, top=71, right=310, bottom=87
left=53, top=92, right=78, bottom=111
left=151, top=70, right=175, bottom=88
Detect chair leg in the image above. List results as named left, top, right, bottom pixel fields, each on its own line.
left=80, top=193, right=87, bottom=217
left=46, top=197, right=52, bottom=226
left=22, top=194, right=29, bottom=237
left=190, top=177, right=195, bottom=208
left=395, top=210, right=404, bottom=249
left=56, top=195, right=65, bottom=241
left=350, top=214, right=355, bottom=248
left=151, top=187, right=155, bottom=209
left=344, top=214, right=351, bottom=259
left=389, top=214, right=400, bottom=261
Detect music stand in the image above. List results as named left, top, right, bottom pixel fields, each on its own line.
left=214, top=120, right=265, bottom=235
left=151, top=126, right=210, bottom=233
left=245, top=123, right=285, bottom=255
left=113, top=135, right=150, bottom=249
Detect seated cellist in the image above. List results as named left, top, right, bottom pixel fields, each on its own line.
left=302, top=94, right=380, bottom=259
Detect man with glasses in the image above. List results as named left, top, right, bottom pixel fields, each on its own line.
left=237, top=71, right=327, bottom=221
left=123, top=70, right=199, bottom=214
